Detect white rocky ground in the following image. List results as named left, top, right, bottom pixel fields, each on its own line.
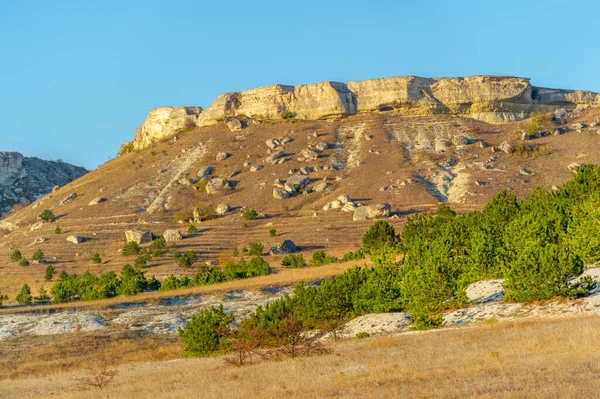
left=3, top=268, right=600, bottom=341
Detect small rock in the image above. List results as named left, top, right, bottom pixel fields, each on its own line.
left=284, top=175, right=310, bottom=193
left=269, top=240, right=297, bottom=255
left=265, top=151, right=284, bottom=165
left=163, top=229, right=183, bottom=242
left=314, top=182, right=328, bottom=192
left=499, top=141, right=513, bottom=154
left=273, top=188, right=290, bottom=199
left=197, top=166, right=213, bottom=178
left=88, top=197, right=106, bottom=205
left=178, top=177, right=192, bottom=186
left=212, top=203, right=229, bottom=215
left=519, top=168, right=533, bottom=176
left=206, top=177, right=232, bottom=194
left=216, top=152, right=230, bottom=161
left=250, top=165, right=264, bottom=172
left=226, top=118, right=243, bottom=131
left=553, top=108, right=568, bottom=125
left=266, top=138, right=281, bottom=149
left=29, top=221, right=46, bottom=232
left=58, top=192, right=77, bottom=206
left=568, top=162, right=583, bottom=172
left=315, top=142, right=328, bottom=151
left=67, top=235, right=83, bottom=244
left=352, top=203, right=391, bottom=221
left=302, top=148, right=319, bottom=161
left=125, top=230, right=152, bottom=244
left=554, top=128, right=565, bottom=136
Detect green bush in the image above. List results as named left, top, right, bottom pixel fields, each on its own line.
left=281, top=254, right=306, bottom=268
left=10, top=249, right=22, bottom=262
left=224, top=257, right=271, bottom=280
left=45, top=265, right=57, bottom=281
left=0, top=292, right=7, bottom=307
left=38, top=209, right=56, bottom=223
left=248, top=242, right=264, bottom=256
left=122, top=241, right=141, bottom=256
left=187, top=224, right=198, bottom=234
left=362, top=221, right=398, bottom=255
left=18, top=258, right=30, bottom=267
left=178, top=305, right=234, bottom=357
left=269, top=229, right=277, bottom=237
left=54, top=226, right=62, bottom=234
left=341, top=249, right=365, bottom=262
left=32, top=249, right=45, bottom=261
left=355, top=332, right=370, bottom=339
left=35, top=286, right=51, bottom=304
left=149, top=237, right=166, bottom=257
left=281, top=110, right=296, bottom=119
left=92, top=253, right=102, bottom=264
left=243, top=209, right=258, bottom=221
left=16, top=284, right=32, bottom=305
left=309, top=251, right=339, bottom=266
left=174, top=251, right=197, bottom=268
left=134, top=252, right=151, bottom=269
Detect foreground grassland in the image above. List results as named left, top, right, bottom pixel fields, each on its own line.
left=2, top=315, right=600, bottom=398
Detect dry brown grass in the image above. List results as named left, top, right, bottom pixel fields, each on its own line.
left=2, top=315, right=600, bottom=398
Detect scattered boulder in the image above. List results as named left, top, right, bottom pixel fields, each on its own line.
left=519, top=168, right=533, bottom=176
left=58, top=192, right=77, bottom=206
left=197, top=166, right=213, bottom=178
left=216, top=152, right=230, bottom=161
left=315, top=142, right=328, bottom=151
left=553, top=108, right=568, bottom=125
left=284, top=175, right=310, bottom=193
left=226, top=119, right=243, bottom=131
left=499, top=141, right=513, bottom=154
left=273, top=188, right=290, bottom=200
left=571, top=122, right=587, bottom=131
left=269, top=240, right=297, bottom=255
left=52, top=185, right=60, bottom=192
left=266, top=138, right=281, bottom=149
left=125, top=230, right=153, bottom=244
left=206, top=177, right=232, bottom=194
left=352, top=203, right=391, bottom=221
left=553, top=128, right=565, bottom=136
left=163, top=229, right=183, bottom=242
left=265, top=151, right=284, bottom=165
left=88, top=197, right=106, bottom=205
left=250, top=164, right=264, bottom=172
left=66, top=235, right=83, bottom=244
left=215, top=203, right=230, bottom=215
left=178, top=177, right=192, bottom=186
left=568, top=162, right=583, bottom=172
left=314, top=182, right=328, bottom=192
left=299, top=166, right=314, bottom=175
left=301, top=148, right=319, bottom=160
left=453, top=135, right=470, bottom=146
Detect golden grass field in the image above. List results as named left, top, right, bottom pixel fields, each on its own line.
left=2, top=315, right=600, bottom=398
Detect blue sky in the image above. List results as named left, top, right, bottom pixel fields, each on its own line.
left=1, top=0, right=598, bottom=169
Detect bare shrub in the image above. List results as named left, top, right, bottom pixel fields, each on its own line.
left=75, top=359, right=119, bottom=390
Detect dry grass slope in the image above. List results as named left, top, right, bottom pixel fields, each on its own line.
left=2, top=315, right=600, bottom=398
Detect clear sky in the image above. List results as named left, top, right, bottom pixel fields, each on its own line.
left=1, top=0, right=598, bottom=169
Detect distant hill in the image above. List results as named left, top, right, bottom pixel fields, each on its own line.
left=0, top=152, right=87, bottom=216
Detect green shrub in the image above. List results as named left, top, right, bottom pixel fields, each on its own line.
left=411, top=313, right=444, bottom=330
left=16, top=284, right=32, bottom=305
left=10, top=249, right=22, bottom=262
left=18, top=258, right=30, bottom=267
left=38, top=209, right=56, bottom=223
left=281, top=254, right=306, bottom=268
left=174, top=251, right=197, bottom=268
left=35, top=286, right=51, bottom=304
left=54, top=226, right=62, bottom=234
left=178, top=305, right=234, bottom=357
left=187, top=224, right=198, bottom=234
left=0, top=292, right=7, bottom=307
left=242, top=223, right=249, bottom=228
left=45, top=265, right=57, bottom=281
left=92, top=253, right=102, bottom=264
left=223, top=257, right=271, bottom=280
left=362, top=221, right=398, bottom=255
left=149, top=237, right=166, bottom=257
left=341, top=249, right=365, bottom=262
left=248, top=242, right=264, bottom=256
left=309, top=251, right=339, bottom=266
left=134, top=252, right=151, bottom=269
left=355, top=332, right=370, bottom=339
left=122, top=241, right=141, bottom=256
left=524, top=115, right=541, bottom=135
left=117, top=264, right=149, bottom=296
left=32, top=249, right=45, bottom=261
left=269, top=229, right=277, bottom=237
left=242, top=209, right=258, bottom=221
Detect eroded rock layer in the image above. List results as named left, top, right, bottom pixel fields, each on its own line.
left=128, top=75, right=600, bottom=150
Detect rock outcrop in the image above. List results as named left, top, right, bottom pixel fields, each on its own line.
left=126, top=106, right=202, bottom=151
left=127, top=75, right=600, bottom=150
left=0, top=152, right=87, bottom=215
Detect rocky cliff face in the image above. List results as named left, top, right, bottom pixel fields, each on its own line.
left=0, top=152, right=87, bottom=215
left=127, top=75, right=600, bottom=150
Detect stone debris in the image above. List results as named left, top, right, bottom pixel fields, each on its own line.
left=125, top=230, right=152, bottom=244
